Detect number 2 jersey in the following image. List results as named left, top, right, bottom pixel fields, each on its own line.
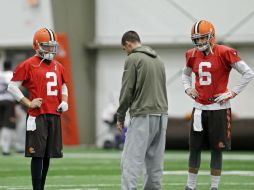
left=185, top=44, right=241, bottom=105
left=11, top=55, right=67, bottom=116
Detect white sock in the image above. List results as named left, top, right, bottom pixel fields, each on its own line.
left=187, top=172, right=197, bottom=189
left=211, top=175, right=221, bottom=188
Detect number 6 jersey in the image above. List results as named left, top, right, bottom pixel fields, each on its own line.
left=185, top=44, right=241, bottom=105
left=11, top=55, right=67, bottom=116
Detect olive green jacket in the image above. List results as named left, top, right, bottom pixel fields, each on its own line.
left=117, top=46, right=168, bottom=122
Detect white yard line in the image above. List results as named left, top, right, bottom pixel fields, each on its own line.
left=3, top=170, right=254, bottom=179
left=62, top=152, right=254, bottom=161
left=2, top=152, right=253, bottom=160
left=63, top=153, right=121, bottom=159
left=163, top=170, right=254, bottom=176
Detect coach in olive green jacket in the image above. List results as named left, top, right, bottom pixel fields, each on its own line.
left=117, top=42, right=168, bottom=123
left=117, top=30, right=168, bottom=190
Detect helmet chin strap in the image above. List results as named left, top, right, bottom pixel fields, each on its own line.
left=32, top=52, right=54, bottom=67
left=197, top=44, right=209, bottom=51
left=43, top=53, right=55, bottom=60
left=198, top=44, right=213, bottom=56
left=36, top=51, right=55, bottom=60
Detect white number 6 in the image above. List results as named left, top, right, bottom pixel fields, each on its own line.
left=199, top=62, right=211, bottom=85
left=46, top=72, right=58, bottom=96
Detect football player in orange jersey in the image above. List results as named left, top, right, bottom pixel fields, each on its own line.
left=8, top=28, right=68, bottom=190
left=182, top=20, right=254, bottom=190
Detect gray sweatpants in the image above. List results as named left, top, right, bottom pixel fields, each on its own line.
left=121, top=114, right=168, bottom=190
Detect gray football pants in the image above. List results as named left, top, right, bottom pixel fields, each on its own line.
left=121, top=114, right=168, bottom=190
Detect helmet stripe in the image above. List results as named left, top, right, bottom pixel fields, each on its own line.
left=194, top=20, right=201, bottom=34
left=45, top=28, right=55, bottom=41
left=48, top=29, right=56, bottom=41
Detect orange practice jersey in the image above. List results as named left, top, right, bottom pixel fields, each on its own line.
left=12, top=56, right=67, bottom=116
left=185, top=44, right=241, bottom=105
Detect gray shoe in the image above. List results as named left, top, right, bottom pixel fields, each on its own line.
left=185, top=186, right=196, bottom=190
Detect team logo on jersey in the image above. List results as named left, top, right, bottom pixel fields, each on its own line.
left=28, top=147, right=35, bottom=154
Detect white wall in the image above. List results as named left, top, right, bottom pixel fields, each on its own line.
left=0, top=0, right=54, bottom=47
left=96, top=0, right=254, bottom=44
left=95, top=0, right=254, bottom=146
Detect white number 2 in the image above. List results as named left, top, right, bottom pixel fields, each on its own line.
left=198, top=62, right=211, bottom=85
left=46, top=72, right=58, bottom=96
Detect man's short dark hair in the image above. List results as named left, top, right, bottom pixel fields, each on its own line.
left=121, top=31, right=141, bottom=45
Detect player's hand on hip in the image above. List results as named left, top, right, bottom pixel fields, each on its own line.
left=57, top=101, right=68, bottom=112
left=185, top=88, right=199, bottom=99
left=117, top=121, right=124, bottom=133
left=30, top=98, right=43, bottom=109
left=214, top=90, right=236, bottom=103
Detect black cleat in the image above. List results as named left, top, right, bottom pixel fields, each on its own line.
left=211, top=188, right=218, bottom=190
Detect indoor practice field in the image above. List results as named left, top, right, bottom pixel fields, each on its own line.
left=0, top=147, right=254, bottom=190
